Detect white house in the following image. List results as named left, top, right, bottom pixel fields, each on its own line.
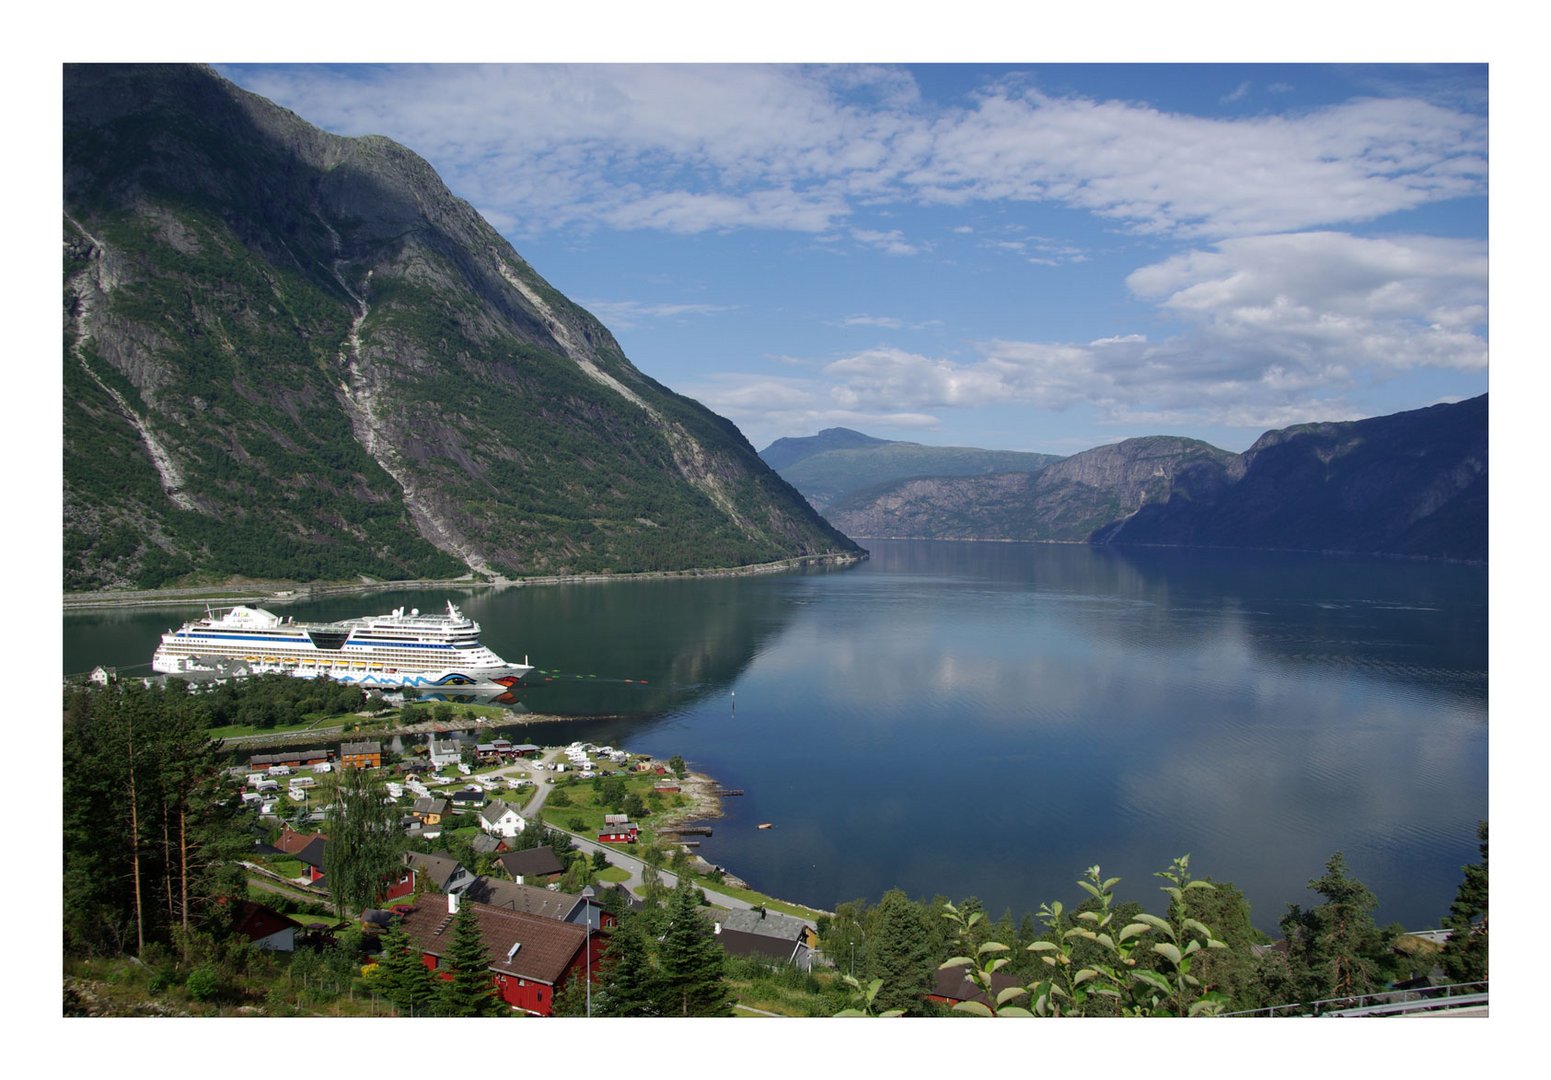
left=427, top=738, right=461, bottom=770
left=478, top=799, right=528, bottom=839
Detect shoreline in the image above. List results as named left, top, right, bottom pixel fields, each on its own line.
left=62, top=550, right=866, bottom=612
left=226, top=718, right=768, bottom=900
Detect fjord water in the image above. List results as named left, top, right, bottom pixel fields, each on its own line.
left=64, top=540, right=1486, bottom=932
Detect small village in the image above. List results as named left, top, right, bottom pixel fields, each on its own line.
left=230, top=732, right=826, bottom=1016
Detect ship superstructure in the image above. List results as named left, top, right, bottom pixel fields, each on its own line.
left=152, top=601, right=532, bottom=688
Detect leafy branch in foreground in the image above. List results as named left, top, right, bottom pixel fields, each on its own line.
left=835, top=974, right=906, bottom=1018
left=925, top=855, right=1228, bottom=1018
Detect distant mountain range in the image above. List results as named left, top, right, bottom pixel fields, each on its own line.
left=761, top=396, right=1487, bottom=561
left=64, top=64, right=857, bottom=591
left=758, top=430, right=1062, bottom=511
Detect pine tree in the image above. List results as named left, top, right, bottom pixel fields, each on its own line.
left=865, top=888, right=936, bottom=1015
left=1440, top=821, right=1488, bottom=983
left=375, top=920, right=441, bottom=1016
left=654, top=880, right=731, bottom=1017
left=1279, top=852, right=1398, bottom=1001
left=436, top=901, right=504, bottom=1017
left=595, top=912, right=660, bottom=1017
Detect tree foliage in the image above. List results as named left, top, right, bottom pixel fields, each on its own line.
left=373, top=920, right=441, bottom=1016
left=655, top=880, right=733, bottom=1017
left=63, top=680, right=241, bottom=957
left=436, top=901, right=505, bottom=1017
left=322, top=767, right=405, bottom=917
left=1440, top=821, right=1488, bottom=983
left=1274, top=852, right=1403, bottom=1003
left=864, top=889, right=938, bottom=1016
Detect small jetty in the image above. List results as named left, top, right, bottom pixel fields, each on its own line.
left=666, top=826, right=714, bottom=837
left=712, top=788, right=744, bottom=796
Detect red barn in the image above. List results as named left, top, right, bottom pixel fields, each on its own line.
left=597, top=821, right=639, bottom=844
left=395, top=896, right=603, bottom=1016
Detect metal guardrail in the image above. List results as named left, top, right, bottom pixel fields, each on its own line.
left=1225, top=981, right=1488, bottom=1017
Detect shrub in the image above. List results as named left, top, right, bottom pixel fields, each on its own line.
left=185, top=964, right=221, bottom=1003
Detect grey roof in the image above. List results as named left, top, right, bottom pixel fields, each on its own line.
left=340, top=740, right=381, bottom=756
left=716, top=907, right=811, bottom=943
left=470, top=833, right=504, bottom=854
left=479, top=799, right=520, bottom=826
left=462, top=877, right=584, bottom=922
left=404, top=851, right=469, bottom=891
left=294, top=836, right=328, bottom=868
left=413, top=796, right=449, bottom=815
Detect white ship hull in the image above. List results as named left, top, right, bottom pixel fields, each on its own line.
left=151, top=601, right=533, bottom=689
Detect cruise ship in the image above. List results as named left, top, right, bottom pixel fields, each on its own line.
left=151, top=601, right=533, bottom=689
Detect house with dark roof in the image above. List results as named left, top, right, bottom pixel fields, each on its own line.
left=273, top=824, right=324, bottom=857
left=495, top=847, right=566, bottom=884
left=395, top=893, right=601, bottom=1016
left=462, top=877, right=616, bottom=930
left=927, top=962, right=1026, bottom=1011
left=294, top=835, right=328, bottom=884
left=711, top=907, right=816, bottom=971
left=229, top=900, right=301, bottom=952
left=450, top=786, right=487, bottom=811
left=404, top=851, right=476, bottom=896
left=248, top=749, right=331, bottom=770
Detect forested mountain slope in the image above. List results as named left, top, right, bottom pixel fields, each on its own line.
left=64, top=64, right=857, bottom=591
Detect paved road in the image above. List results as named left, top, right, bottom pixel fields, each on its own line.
left=498, top=746, right=756, bottom=912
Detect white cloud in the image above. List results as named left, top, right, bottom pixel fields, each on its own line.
left=580, top=299, right=733, bottom=329
left=1127, top=231, right=1489, bottom=372
left=850, top=228, right=926, bottom=256
left=835, top=314, right=944, bottom=331
left=1221, top=81, right=1252, bottom=104
left=224, top=64, right=1486, bottom=241
left=805, top=230, right=1486, bottom=431
left=679, top=371, right=941, bottom=447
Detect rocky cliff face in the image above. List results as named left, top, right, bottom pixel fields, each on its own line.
left=822, top=399, right=1485, bottom=561
left=64, top=64, right=858, bottom=590
left=826, top=436, right=1236, bottom=542
left=1094, top=396, right=1486, bottom=560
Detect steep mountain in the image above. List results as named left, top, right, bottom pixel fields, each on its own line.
left=760, top=431, right=1063, bottom=511
left=826, top=437, right=1235, bottom=541
left=821, top=397, right=1486, bottom=561
left=1093, top=395, right=1486, bottom=561
left=63, top=64, right=859, bottom=591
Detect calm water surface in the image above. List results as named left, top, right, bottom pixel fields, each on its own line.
left=64, top=541, right=1487, bottom=932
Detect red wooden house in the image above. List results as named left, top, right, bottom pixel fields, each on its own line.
left=597, top=822, right=639, bottom=844
left=395, top=895, right=604, bottom=1016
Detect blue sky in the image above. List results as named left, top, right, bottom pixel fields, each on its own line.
left=215, top=60, right=1488, bottom=455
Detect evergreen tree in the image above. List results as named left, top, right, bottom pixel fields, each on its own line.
left=1279, top=852, right=1399, bottom=1001
left=654, top=881, right=732, bottom=1016
left=595, top=912, right=660, bottom=1017
left=1440, top=821, right=1488, bottom=983
left=865, top=888, right=936, bottom=1015
left=436, top=901, right=504, bottom=1017
left=375, top=920, right=441, bottom=1016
